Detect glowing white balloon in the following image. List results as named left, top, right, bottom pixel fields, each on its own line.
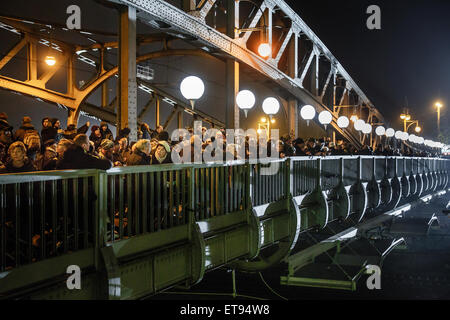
left=375, top=126, right=385, bottom=136
left=318, top=111, right=332, bottom=128
left=180, top=76, right=205, bottom=108
left=300, top=105, right=316, bottom=125
left=236, top=90, right=255, bottom=117
left=362, top=123, right=372, bottom=134
left=400, top=132, right=409, bottom=141
left=385, top=128, right=395, bottom=138
left=337, top=116, right=349, bottom=128
left=395, top=130, right=403, bottom=139
left=417, top=137, right=424, bottom=144
left=354, top=119, right=365, bottom=131
left=262, top=97, right=280, bottom=116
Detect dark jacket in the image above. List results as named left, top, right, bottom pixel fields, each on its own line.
left=41, top=127, right=58, bottom=144
left=56, top=144, right=112, bottom=170
left=14, top=123, right=35, bottom=142
left=0, top=158, right=36, bottom=174
left=126, top=149, right=151, bottom=166
left=89, top=133, right=103, bottom=150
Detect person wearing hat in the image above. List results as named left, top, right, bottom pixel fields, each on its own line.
left=100, top=121, right=114, bottom=141
left=98, top=139, right=115, bottom=162
left=63, top=121, right=90, bottom=140
left=0, top=117, right=13, bottom=154
left=13, top=116, right=36, bottom=142
left=0, top=112, right=8, bottom=121
left=152, top=140, right=172, bottom=164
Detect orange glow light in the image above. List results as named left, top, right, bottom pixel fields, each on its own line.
left=258, top=43, right=271, bottom=58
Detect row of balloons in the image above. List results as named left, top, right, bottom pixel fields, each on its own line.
left=179, top=76, right=443, bottom=149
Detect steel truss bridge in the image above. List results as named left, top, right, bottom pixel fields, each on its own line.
left=1, top=0, right=387, bottom=146
left=0, top=156, right=449, bottom=299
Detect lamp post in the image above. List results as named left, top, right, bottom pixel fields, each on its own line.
left=180, top=76, right=205, bottom=110
left=435, top=102, right=443, bottom=135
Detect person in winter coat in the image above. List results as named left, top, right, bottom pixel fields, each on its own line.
left=13, top=116, right=36, bottom=142
left=89, top=125, right=103, bottom=150
left=100, top=121, right=114, bottom=141
left=126, top=139, right=151, bottom=166
left=62, top=122, right=90, bottom=140
left=0, top=141, right=36, bottom=173
left=56, top=134, right=112, bottom=170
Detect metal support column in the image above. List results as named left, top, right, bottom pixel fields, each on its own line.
left=288, top=33, right=298, bottom=137
left=226, top=0, right=239, bottom=129
left=118, top=5, right=138, bottom=141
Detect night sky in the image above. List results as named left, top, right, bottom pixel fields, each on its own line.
left=0, top=0, right=448, bottom=140
left=285, top=0, right=450, bottom=139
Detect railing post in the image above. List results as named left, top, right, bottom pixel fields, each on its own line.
left=285, top=159, right=291, bottom=198
left=96, top=170, right=108, bottom=269
left=316, top=158, right=322, bottom=189
left=357, top=157, right=362, bottom=180
left=372, top=157, right=376, bottom=179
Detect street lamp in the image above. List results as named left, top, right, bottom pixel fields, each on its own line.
left=180, top=76, right=205, bottom=110
left=435, top=101, right=443, bottom=134
left=236, top=90, right=255, bottom=118
left=45, top=56, right=56, bottom=66
left=337, top=116, right=350, bottom=129
left=300, top=105, right=316, bottom=126
left=350, top=114, right=358, bottom=122
left=318, top=110, right=332, bottom=129
left=414, top=126, right=422, bottom=133
left=258, top=43, right=271, bottom=58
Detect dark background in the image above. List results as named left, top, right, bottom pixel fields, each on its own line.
left=285, top=0, right=450, bottom=139
left=0, top=0, right=448, bottom=140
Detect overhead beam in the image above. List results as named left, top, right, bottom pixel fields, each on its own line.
left=274, top=27, right=293, bottom=64
left=0, top=37, right=27, bottom=71
left=241, top=2, right=267, bottom=44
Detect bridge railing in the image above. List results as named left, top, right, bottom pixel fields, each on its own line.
left=0, top=156, right=448, bottom=274
left=0, top=170, right=102, bottom=272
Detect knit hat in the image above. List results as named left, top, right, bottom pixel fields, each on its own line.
left=0, top=119, right=12, bottom=131
left=158, top=140, right=171, bottom=153
left=91, top=125, right=100, bottom=133
left=22, top=116, right=32, bottom=125
left=0, top=112, right=7, bottom=120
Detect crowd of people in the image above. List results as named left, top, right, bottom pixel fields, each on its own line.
left=0, top=112, right=440, bottom=174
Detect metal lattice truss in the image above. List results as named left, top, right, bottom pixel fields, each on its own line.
left=0, top=17, right=224, bottom=128
left=110, top=0, right=387, bottom=147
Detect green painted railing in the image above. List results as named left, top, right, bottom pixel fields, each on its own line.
left=0, top=156, right=448, bottom=299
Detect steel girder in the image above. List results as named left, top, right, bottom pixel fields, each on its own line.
left=107, top=0, right=387, bottom=147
